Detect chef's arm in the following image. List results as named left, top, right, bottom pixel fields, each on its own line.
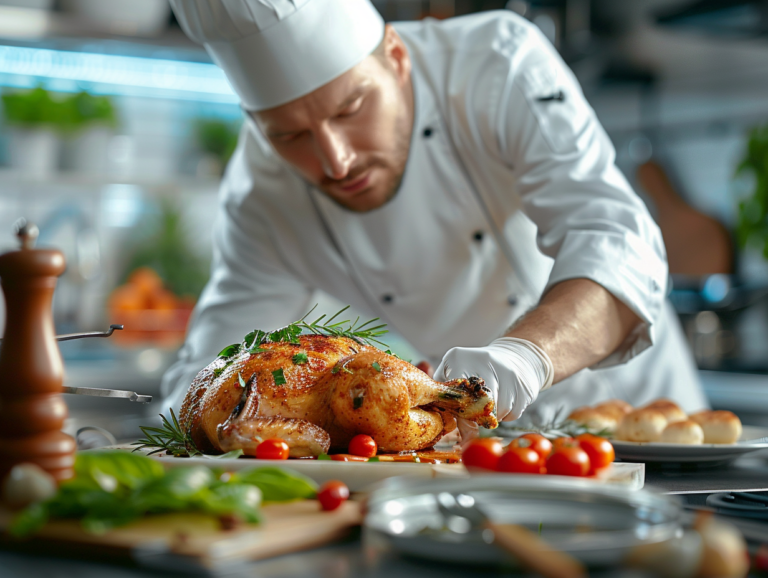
left=505, top=278, right=641, bottom=384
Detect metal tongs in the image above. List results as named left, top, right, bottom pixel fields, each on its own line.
left=1, top=324, right=153, bottom=404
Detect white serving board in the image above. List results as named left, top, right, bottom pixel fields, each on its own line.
left=433, top=462, right=645, bottom=491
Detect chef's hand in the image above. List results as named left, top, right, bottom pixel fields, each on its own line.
left=434, top=338, right=554, bottom=444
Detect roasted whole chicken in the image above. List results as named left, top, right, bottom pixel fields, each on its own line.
left=181, top=335, right=497, bottom=457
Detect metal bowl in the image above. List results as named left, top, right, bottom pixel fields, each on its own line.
left=364, top=476, right=682, bottom=567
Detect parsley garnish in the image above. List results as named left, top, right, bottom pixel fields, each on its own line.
left=272, top=368, right=286, bottom=386
left=292, top=352, right=308, bottom=365
left=213, top=367, right=224, bottom=378
left=218, top=343, right=241, bottom=359
left=372, top=361, right=382, bottom=372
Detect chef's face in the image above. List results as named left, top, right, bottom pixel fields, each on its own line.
left=252, top=25, right=414, bottom=213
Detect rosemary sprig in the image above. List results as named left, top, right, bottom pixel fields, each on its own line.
left=495, top=406, right=613, bottom=439
left=294, top=305, right=389, bottom=347
left=132, top=409, right=197, bottom=457
left=219, top=305, right=390, bottom=359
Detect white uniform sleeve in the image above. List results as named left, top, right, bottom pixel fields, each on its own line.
left=160, top=127, right=313, bottom=413
left=493, top=23, right=668, bottom=367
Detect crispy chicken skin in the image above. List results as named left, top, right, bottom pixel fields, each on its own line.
left=181, top=335, right=497, bottom=457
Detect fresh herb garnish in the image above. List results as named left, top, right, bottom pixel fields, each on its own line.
left=317, top=453, right=332, bottom=461
left=331, top=365, right=341, bottom=374
left=132, top=410, right=195, bottom=457
left=368, top=456, right=380, bottom=463
left=438, top=390, right=463, bottom=401
left=292, top=352, right=308, bottom=365
left=272, top=368, right=287, bottom=386
left=372, top=361, right=382, bottom=372
left=218, top=343, right=241, bottom=359
left=9, top=452, right=320, bottom=538
left=213, top=367, right=224, bottom=378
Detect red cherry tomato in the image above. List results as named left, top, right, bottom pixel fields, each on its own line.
left=551, top=436, right=578, bottom=450
left=497, top=446, right=543, bottom=474
left=255, top=438, right=290, bottom=460
left=509, top=433, right=553, bottom=462
left=462, top=438, right=504, bottom=471
left=317, top=480, right=350, bottom=511
left=330, top=453, right=369, bottom=462
left=546, top=446, right=591, bottom=477
left=348, top=434, right=378, bottom=458
left=576, top=434, right=615, bottom=474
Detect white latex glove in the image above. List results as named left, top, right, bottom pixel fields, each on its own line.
left=434, top=338, right=554, bottom=444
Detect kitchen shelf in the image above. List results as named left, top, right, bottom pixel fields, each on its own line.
left=0, top=168, right=221, bottom=193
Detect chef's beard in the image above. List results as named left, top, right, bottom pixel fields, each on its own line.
left=317, top=109, right=413, bottom=213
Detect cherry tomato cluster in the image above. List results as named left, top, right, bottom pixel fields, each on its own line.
left=252, top=434, right=379, bottom=461
left=462, top=433, right=615, bottom=477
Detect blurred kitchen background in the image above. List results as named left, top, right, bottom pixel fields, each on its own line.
left=1, top=0, right=768, bottom=444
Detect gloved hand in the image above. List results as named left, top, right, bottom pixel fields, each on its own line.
left=434, top=337, right=554, bottom=443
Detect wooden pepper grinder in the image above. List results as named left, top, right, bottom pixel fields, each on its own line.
left=0, top=219, right=76, bottom=483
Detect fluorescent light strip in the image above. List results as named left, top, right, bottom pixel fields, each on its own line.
left=0, top=45, right=239, bottom=103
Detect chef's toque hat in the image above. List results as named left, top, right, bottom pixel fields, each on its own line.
left=170, top=0, right=385, bottom=111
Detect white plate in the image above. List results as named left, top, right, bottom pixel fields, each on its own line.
left=612, top=425, right=768, bottom=464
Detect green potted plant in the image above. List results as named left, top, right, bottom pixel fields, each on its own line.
left=735, top=125, right=768, bottom=282
left=194, top=117, right=240, bottom=177
left=59, top=90, right=119, bottom=175
left=1, top=86, right=67, bottom=175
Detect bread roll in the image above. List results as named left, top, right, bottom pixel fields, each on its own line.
left=567, top=407, right=619, bottom=433
left=660, top=420, right=704, bottom=445
left=689, top=410, right=742, bottom=444
left=594, top=399, right=633, bottom=422
left=615, top=408, right=668, bottom=442
left=644, top=399, right=687, bottom=424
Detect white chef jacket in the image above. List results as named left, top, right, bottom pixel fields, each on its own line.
left=161, top=11, right=708, bottom=419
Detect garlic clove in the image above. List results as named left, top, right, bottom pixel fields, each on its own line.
left=2, top=463, right=57, bottom=509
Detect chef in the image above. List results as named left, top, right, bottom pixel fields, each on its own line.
left=162, top=0, right=708, bottom=436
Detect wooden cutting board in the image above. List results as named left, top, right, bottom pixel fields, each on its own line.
left=0, top=500, right=361, bottom=572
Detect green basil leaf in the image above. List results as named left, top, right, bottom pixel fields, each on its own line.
left=368, top=457, right=380, bottom=463
left=9, top=502, right=48, bottom=537
left=292, top=352, right=308, bottom=365
left=199, top=484, right=262, bottom=523
left=317, top=453, right=332, bottom=461
left=231, top=467, right=317, bottom=502
left=75, top=451, right=164, bottom=491
left=272, top=368, right=287, bottom=386
left=137, top=466, right=215, bottom=512
left=202, top=449, right=244, bottom=460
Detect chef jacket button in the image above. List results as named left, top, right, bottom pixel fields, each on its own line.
left=382, top=294, right=394, bottom=304
left=422, top=127, right=433, bottom=138
left=507, top=295, right=518, bottom=306
left=473, top=230, right=484, bottom=242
